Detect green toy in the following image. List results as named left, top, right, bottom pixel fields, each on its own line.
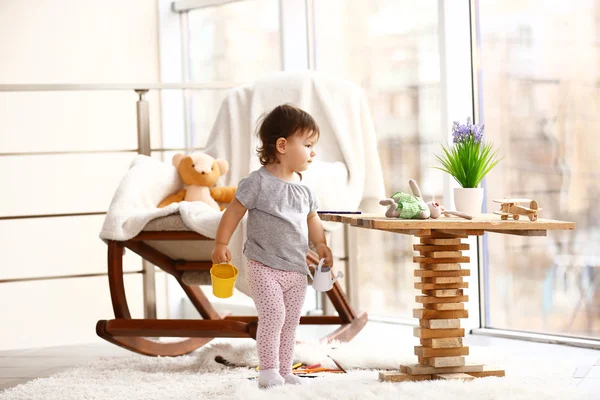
left=379, top=179, right=431, bottom=219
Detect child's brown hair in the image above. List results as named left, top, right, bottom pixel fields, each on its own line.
left=255, top=104, right=320, bottom=165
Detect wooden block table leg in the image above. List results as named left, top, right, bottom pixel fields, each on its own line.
left=379, top=232, right=505, bottom=383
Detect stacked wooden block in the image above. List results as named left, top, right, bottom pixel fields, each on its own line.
left=379, top=233, right=505, bottom=382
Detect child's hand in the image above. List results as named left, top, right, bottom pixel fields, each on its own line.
left=212, top=244, right=231, bottom=264
left=315, top=243, right=333, bottom=267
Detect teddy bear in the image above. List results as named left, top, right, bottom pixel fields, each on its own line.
left=158, top=152, right=237, bottom=211
left=380, top=179, right=472, bottom=220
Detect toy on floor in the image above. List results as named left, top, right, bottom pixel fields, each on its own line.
left=158, top=152, right=237, bottom=211
left=379, top=179, right=431, bottom=219
left=493, top=198, right=541, bottom=221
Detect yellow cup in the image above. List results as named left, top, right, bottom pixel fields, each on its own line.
left=210, top=262, right=239, bottom=298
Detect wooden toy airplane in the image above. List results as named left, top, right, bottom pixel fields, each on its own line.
left=492, top=198, right=542, bottom=221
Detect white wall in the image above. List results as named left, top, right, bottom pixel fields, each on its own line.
left=0, top=0, right=166, bottom=350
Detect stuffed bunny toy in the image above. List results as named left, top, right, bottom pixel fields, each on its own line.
left=427, top=201, right=472, bottom=220
left=380, top=179, right=430, bottom=219
left=380, top=179, right=472, bottom=220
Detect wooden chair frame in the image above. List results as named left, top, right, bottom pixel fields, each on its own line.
left=96, top=231, right=368, bottom=356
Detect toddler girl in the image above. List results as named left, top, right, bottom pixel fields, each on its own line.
left=211, top=104, right=333, bottom=388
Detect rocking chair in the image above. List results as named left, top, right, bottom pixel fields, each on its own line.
left=96, top=213, right=367, bottom=357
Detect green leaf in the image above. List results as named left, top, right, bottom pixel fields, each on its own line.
left=434, top=137, right=502, bottom=188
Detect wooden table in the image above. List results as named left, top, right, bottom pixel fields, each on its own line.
left=319, top=213, right=575, bottom=382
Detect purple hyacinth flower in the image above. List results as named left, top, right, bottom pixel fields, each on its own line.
left=451, top=118, right=485, bottom=145
left=472, top=123, right=484, bottom=143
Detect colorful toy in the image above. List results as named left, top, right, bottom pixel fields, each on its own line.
left=210, top=262, right=238, bottom=298
left=380, top=179, right=430, bottom=219
left=380, top=179, right=472, bottom=220
left=158, top=152, right=237, bottom=210
left=493, top=198, right=541, bottom=221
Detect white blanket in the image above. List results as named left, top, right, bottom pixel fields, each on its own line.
left=204, top=70, right=385, bottom=210
left=100, top=155, right=180, bottom=241
left=99, top=155, right=249, bottom=294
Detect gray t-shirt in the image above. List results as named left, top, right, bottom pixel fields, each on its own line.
left=235, top=166, right=319, bottom=275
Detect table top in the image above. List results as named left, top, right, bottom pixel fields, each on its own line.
left=319, top=213, right=575, bottom=236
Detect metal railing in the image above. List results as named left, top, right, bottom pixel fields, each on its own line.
left=0, top=82, right=241, bottom=318
left=0, top=83, right=239, bottom=92
left=172, top=0, right=244, bottom=12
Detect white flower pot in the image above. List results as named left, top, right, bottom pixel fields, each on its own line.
left=453, top=187, right=484, bottom=216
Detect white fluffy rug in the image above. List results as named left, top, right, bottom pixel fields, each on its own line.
left=1, top=339, right=595, bottom=400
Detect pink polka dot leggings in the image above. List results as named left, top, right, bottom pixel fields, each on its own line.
left=246, top=259, right=307, bottom=375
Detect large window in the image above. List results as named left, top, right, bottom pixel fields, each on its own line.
left=187, top=0, right=281, bottom=148
left=314, top=0, right=442, bottom=319
left=479, top=0, right=600, bottom=339
left=168, top=0, right=599, bottom=342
